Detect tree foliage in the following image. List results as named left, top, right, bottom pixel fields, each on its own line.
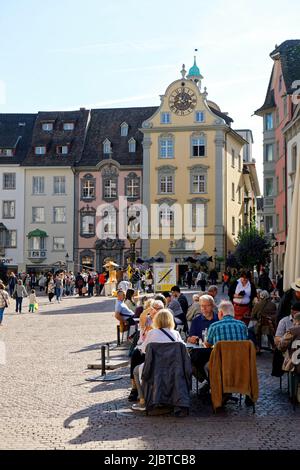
left=233, top=225, right=271, bottom=270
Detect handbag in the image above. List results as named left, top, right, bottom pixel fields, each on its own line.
left=0, top=292, right=8, bottom=308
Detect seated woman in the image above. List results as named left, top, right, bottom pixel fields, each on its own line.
left=131, top=308, right=184, bottom=411
left=249, top=290, right=276, bottom=352
left=125, top=288, right=137, bottom=313
left=128, top=299, right=164, bottom=402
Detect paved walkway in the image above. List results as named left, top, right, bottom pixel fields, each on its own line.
left=0, top=291, right=299, bottom=450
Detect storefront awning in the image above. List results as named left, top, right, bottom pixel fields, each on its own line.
left=27, top=229, right=48, bottom=238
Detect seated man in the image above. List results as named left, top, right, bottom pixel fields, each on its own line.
left=162, top=291, right=185, bottom=326
left=186, top=293, right=201, bottom=329
left=187, top=295, right=218, bottom=344
left=115, top=289, right=135, bottom=326
left=279, top=312, right=300, bottom=374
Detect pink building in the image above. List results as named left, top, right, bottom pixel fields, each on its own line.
left=255, top=40, right=300, bottom=274
left=74, top=107, right=156, bottom=271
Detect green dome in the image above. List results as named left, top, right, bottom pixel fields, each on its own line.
left=187, top=57, right=201, bottom=77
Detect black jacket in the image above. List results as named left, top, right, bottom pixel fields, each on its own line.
left=277, top=288, right=297, bottom=324
left=142, top=342, right=192, bottom=410
left=178, top=293, right=189, bottom=316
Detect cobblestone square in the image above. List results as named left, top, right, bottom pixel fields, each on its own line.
left=0, top=292, right=299, bottom=450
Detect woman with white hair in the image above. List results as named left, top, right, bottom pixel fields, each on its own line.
left=249, top=290, right=277, bottom=351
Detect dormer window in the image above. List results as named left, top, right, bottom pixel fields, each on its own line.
left=103, top=139, right=111, bottom=155
left=195, top=111, right=205, bottom=123
left=161, top=112, right=171, bottom=124
left=56, top=145, right=69, bottom=155
left=63, top=122, right=75, bottom=131
left=0, top=148, right=13, bottom=156
left=42, top=123, right=53, bottom=131
left=128, top=138, right=136, bottom=153
left=35, top=146, right=46, bottom=155
left=120, top=122, right=129, bottom=136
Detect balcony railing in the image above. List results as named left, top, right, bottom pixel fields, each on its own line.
left=28, top=250, right=47, bottom=259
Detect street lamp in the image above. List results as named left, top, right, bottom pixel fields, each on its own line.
left=65, top=253, right=69, bottom=272
left=213, top=247, right=217, bottom=270
left=127, top=215, right=140, bottom=265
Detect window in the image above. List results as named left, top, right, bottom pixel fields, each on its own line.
left=81, top=215, right=95, bottom=235
left=159, top=208, right=174, bottom=226
left=238, top=186, right=241, bottom=204
left=103, top=139, right=111, bottom=154
left=53, top=176, right=66, bottom=194
left=265, top=178, right=273, bottom=196
left=6, top=230, right=17, bottom=248
left=120, top=123, right=128, bottom=136
left=3, top=201, right=15, bottom=218
left=42, top=123, right=53, bottom=131
left=32, top=176, right=45, bottom=194
left=265, top=113, right=273, bottom=130
left=265, top=215, right=273, bottom=233
left=104, top=179, right=117, bottom=199
left=63, top=122, right=74, bottom=131
left=81, top=255, right=93, bottom=269
left=191, top=203, right=207, bottom=227
left=35, top=146, right=46, bottom=155
left=53, top=207, right=66, bottom=223
left=53, top=237, right=65, bottom=251
left=231, top=149, right=235, bottom=167
left=238, top=155, right=241, bottom=171
left=160, top=175, right=173, bottom=193
left=56, top=145, right=68, bottom=155
left=161, top=112, right=171, bottom=124
left=128, top=139, right=136, bottom=153
left=195, top=111, right=205, bottom=122
left=265, top=144, right=274, bottom=162
left=192, top=174, right=206, bottom=193
left=279, top=75, right=282, bottom=92
left=232, top=217, right=235, bottom=235
left=82, top=178, right=95, bottom=199
left=232, top=183, right=235, bottom=201
left=3, top=173, right=16, bottom=189
left=30, top=236, right=45, bottom=250
left=160, top=137, right=174, bottom=158
left=0, top=148, right=13, bottom=156
left=103, top=208, right=117, bottom=235
left=32, top=207, right=45, bottom=223
left=192, top=136, right=205, bottom=157
left=126, top=175, right=140, bottom=198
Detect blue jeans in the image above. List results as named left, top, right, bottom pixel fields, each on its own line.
left=55, top=287, right=62, bottom=301
left=0, top=307, right=4, bottom=323
left=16, top=297, right=23, bottom=312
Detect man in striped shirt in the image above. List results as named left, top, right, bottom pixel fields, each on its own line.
left=206, top=300, right=248, bottom=346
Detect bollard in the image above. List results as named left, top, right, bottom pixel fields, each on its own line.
left=117, top=325, right=121, bottom=346
left=106, top=343, right=110, bottom=363
left=101, top=345, right=106, bottom=376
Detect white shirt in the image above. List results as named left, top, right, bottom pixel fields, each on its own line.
left=141, top=328, right=184, bottom=354
left=234, top=279, right=251, bottom=305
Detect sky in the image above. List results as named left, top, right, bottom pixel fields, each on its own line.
left=1, top=0, right=300, bottom=188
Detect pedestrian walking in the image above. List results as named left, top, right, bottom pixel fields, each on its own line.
left=0, top=282, right=9, bottom=325
left=47, top=276, right=55, bottom=302
left=28, top=289, right=38, bottom=313
left=13, top=279, right=28, bottom=313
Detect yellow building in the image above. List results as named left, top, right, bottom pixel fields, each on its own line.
left=141, top=59, right=248, bottom=264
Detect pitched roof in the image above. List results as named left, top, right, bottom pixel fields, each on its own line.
left=22, top=109, right=89, bottom=167
left=78, top=107, right=157, bottom=167
left=255, top=40, right=300, bottom=115
left=208, top=105, right=233, bottom=125
left=0, top=113, right=36, bottom=164
left=270, top=40, right=300, bottom=94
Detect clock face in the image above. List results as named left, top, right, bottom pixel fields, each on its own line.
left=169, top=87, right=197, bottom=115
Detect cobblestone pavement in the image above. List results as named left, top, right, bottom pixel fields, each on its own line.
left=0, top=290, right=299, bottom=450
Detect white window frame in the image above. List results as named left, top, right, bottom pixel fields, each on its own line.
left=56, top=145, right=69, bottom=155
left=6, top=230, right=17, bottom=248
left=32, top=176, right=45, bottom=195
left=42, top=123, right=53, bottom=131
left=159, top=137, right=174, bottom=159
left=32, top=207, right=45, bottom=223
left=82, top=215, right=95, bottom=235
left=53, top=237, right=65, bottom=251
left=53, top=206, right=66, bottom=223
left=192, top=174, right=206, bottom=194
left=63, top=122, right=74, bottom=131
left=104, top=179, right=117, bottom=199
left=0, top=149, right=13, bottom=156
left=3, top=200, right=15, bottom=218
left=120, top=122, right=128, bottom=136
left=53, top=176, right=66, bottom=195
left=160, top=175, right=173, bottom=194
left=103, top=139, right=111, bottom=154
left=82, top=179, right=95, bottom=199
left=195, top=111, right=205, bottom=122
left=3, top=173, right=16, bottom=190
left=159, top=207, right=174, bottom=227
left=35, top=146, right=46, bottom=155
left=126, top=177, right=140, bottom=198
left=191, top=135, right=206, bottom=157
left=128, top=138, right=136, bottom=153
